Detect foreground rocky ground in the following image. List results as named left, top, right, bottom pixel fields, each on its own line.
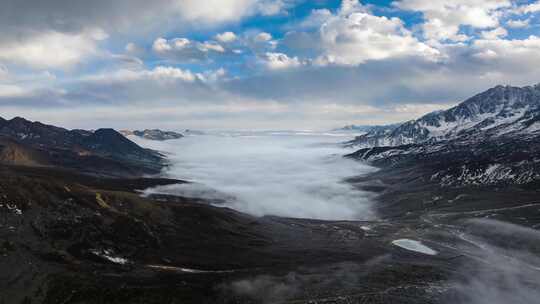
left=2, top=158, right=540, bottom=303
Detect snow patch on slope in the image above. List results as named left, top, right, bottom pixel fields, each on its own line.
left=392, top=239, right=438, bottom=255
left=91, top=249, right=129, bottom=265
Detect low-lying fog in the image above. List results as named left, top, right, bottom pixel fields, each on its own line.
left=132, top=131, right=377, bottom=220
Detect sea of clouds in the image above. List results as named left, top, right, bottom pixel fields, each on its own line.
left=133, top=130, right=377, bottom=220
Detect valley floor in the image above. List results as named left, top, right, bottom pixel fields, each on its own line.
left=1, top=163, right=540, bottom=303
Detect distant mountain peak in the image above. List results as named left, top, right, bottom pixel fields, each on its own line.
left=93, top=128, right=124, bottom=137
left=121, top=129, right=184, bottom=141
left=348, top=83, right=540, bottom=148
left=334, top=123, right=402, bottom=133
left=10, top=116, right=28, bottom=122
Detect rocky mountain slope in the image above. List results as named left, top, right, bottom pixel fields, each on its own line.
left=121, top=129, right=184, bottom=141
left=347, top=83, right=540, bottom=188
left=347, top=133, right=540, bottom=188
left=348, top=84, right=540, bottom=148
left=0, top=117, right=165, bottom=176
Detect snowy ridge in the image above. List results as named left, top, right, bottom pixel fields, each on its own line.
left=348, top=84, right=540, bottom=148
left=346, top=83, right=540, bottom=188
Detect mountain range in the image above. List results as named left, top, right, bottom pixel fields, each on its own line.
left=348, top=84, right=540, bottom=148
left=334, top=124, right=401, bottom=134
left=0, top=117, right=164, bottom=176
left=346, top=83, right=540, bottom=188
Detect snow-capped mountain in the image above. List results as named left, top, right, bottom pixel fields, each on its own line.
left=346, top=83, right=540, bottom=188
left=333, top=124, right=401, bottom=133
left=348, top=84, right=540, bottom=148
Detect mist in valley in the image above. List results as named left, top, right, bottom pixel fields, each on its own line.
left=446, top=218, right=540, bottom=304
left=134, top=131, right=377, bottom=220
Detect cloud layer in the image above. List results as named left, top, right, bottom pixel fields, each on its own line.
left=1, top=0, right=540, bottom=129
left=139, top=132, right=377, bottom=220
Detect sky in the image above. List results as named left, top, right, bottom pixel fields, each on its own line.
left=0, top=0, right=539, bottom=130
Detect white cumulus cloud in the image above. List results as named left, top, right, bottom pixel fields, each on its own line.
left=262, top=52, right=304, bottom=70
left=506, top=18, right=531, bottom=28
left=516, top=1, right=540, bottom=14
left=481, top=26, right=508, bottom=40
left=215, top=31, right=238, bottom=43
left=315, top=4, right=440, bottom=65
left=254, top=32, right=273, bottom=42
left=394, top=0, right=511, bottom=42
left=152, top=37, right=226, bottom=62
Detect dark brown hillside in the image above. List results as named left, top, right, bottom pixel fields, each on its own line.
left=0, top=117, right=166, bottom=177
left=0, top=138, right=51, bottom=166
